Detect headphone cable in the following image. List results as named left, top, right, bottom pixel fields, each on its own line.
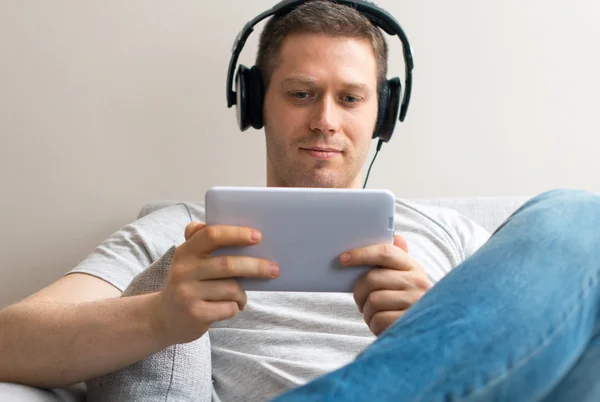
left=362, top=139, right=384, bottom=189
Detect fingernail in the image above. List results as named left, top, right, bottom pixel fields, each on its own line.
left=251, top=230, right=261, bottom=242
left=340, top=253, right=351, bottom=263
left=270, top=262, right=279, bottom=278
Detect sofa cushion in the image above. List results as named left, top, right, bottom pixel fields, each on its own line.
left=414, top=196, right=531, bottom=233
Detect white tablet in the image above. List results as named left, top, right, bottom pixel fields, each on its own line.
left=204, top=186, right=396, bottom=293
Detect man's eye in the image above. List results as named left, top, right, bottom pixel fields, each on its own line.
left=291, top=92, right=310, bottom=100
left=342, top=95, right=360, bottom=104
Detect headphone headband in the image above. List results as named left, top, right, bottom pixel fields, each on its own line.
left=226, top=0, right=414, bottom=122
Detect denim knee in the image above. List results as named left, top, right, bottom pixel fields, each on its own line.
left=506, top=188, right=600, bottom=244
left=531, top=188, right=600, bottom=206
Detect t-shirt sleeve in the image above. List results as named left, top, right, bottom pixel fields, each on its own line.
left=430, top=206, right=491, bottom=263
left=67, top=203, right=195, bottom=292
left=451, top=212, right=491, bottom=260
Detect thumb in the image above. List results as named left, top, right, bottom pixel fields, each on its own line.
left=185, top=221, right=206, bottom=241
left=394, top=234, right=408, bottom=253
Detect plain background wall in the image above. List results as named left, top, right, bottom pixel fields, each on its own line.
left=1, top=0, right=599, bottom=307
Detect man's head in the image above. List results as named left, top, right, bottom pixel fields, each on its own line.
left=256, top=0, right=389, bottom=188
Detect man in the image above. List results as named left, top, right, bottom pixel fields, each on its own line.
left=1, top=1, right=599, bottom=401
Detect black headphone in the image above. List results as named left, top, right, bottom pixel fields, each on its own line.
left=225, top=0, right=414, bottom=144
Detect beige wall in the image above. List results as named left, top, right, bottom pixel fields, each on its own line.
left=1, top=0, right=599, bottom=307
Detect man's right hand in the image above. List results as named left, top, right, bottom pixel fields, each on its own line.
left=156, top=222, right=279, bottom=345
left=0, top=221, right=278, bottom=387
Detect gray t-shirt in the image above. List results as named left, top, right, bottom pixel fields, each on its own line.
left=69, top=198, right=490, bottom=401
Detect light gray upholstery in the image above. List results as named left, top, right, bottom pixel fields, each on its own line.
left=0, top=195, right=532, bottom=401
left=415, top=196, right=531, bottom=233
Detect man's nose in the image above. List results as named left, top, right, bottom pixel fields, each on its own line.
left=309, top=95, right=341, bottom=135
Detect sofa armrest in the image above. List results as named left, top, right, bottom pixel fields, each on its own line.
left=0, top=382, right=86, bottom=402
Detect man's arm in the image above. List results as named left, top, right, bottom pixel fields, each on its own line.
left=0, top=222, right=279, bottom=389
left=0, top=273, right=168, bottom=388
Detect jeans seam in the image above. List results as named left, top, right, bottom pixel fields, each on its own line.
left=417, top=267, right=600, bottom=401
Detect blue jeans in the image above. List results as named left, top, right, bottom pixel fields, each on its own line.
left=273, top=188, right=600, bottom=402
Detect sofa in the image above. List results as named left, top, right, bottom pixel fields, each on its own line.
left=0, top=195, right=532, bottom=401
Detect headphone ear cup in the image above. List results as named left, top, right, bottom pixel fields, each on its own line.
left=373, top=80, right=390, bottom=139
left=248, top=66, right=265, bottom=130
left=375, top=77, right=402, bottom=143
left=234, top=65, right=264, bottom=131
left=235, top=64, right=251, bottom=131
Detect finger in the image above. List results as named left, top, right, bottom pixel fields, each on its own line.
left=196, top=256, right=279, bottom=281
left=341, top=243, right=419, bottom=272
left=185, top=222, right=206, bottom=241
left=196, top=278, right=248, bottom=311
left=189, top=225, right=262, bottom=256
left=175, top=280, right=246, bottom=317
left=394, top=234, right=408, bottom=253
left=370, top=310, right=404, bottom=336
left=362, top=289, right=419, bottom=326
left=193, top=300, right=241, bottom=323
left=354, top=269, right=424, bottom=312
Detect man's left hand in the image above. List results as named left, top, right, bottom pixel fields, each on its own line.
left=340, top=234, right=432, bottom=336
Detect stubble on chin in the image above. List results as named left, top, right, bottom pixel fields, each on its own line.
left=265, top=131, right=363, bottom=188
left=277, top=157, right=354, bottom=188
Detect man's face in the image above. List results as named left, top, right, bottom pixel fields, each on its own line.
left=263, top=33, right=379, bottom=188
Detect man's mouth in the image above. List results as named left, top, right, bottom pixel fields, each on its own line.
left=299, top=147, right=342, bottom=160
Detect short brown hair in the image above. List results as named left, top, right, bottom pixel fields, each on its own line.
left=256, top=0, right=388, bottom=92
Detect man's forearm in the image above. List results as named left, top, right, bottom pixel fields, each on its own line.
left=0, top=292, right=169, bottom=388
